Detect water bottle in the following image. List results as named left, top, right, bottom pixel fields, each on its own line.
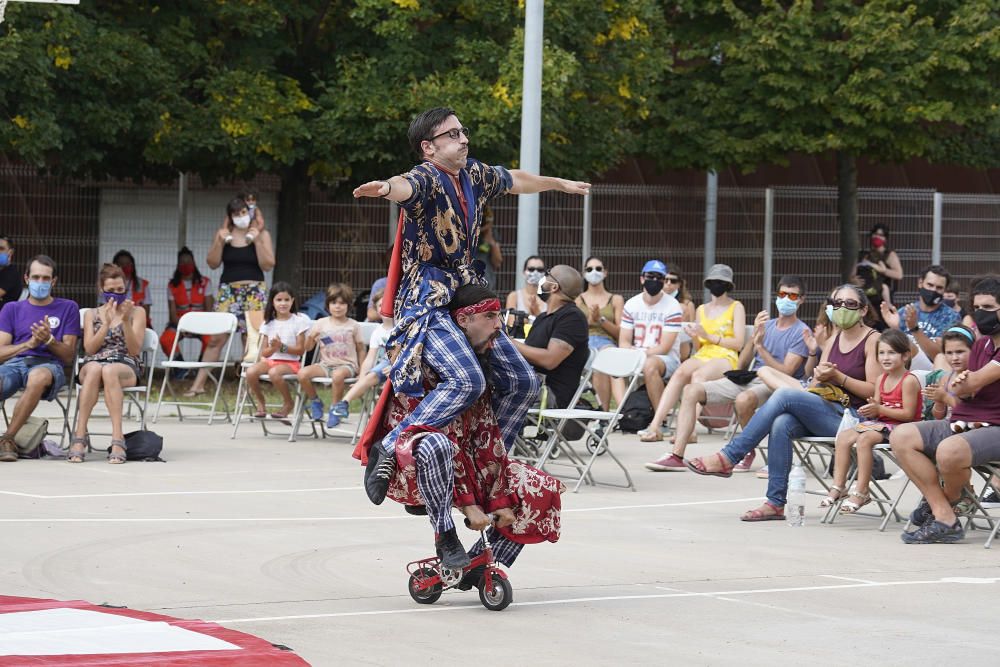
left=787, top=464, right=807, bottom=526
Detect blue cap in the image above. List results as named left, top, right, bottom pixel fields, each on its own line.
left=642, top=260, right=667, bottom=275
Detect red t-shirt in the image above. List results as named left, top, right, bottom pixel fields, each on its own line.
left=951, top=335, right=1000, bottom=424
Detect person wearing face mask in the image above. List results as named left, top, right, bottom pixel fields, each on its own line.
left=620, top=260, right=684, bottom=413
left=881, top=264, right=960, bottom=369
left=111, top=250, right=151, bottom=327
left=686, top=285, right=880, bottom=522
left=664, top=270, right=696, bottom=360
left=505, top=256, right=548, bottom=323
left=647, top=276, right=810, bottom=472
left=159, top=247, right=214, bottom=364
left=0, top=256, right=80, bottom=463
left=942, top=281, right=967, bottom=319
left=638, top=264, right=745, bottom=444
left=890, top=275, right=1000, bottom=544
left=0, top=235, right=23, bottom=312
left=70, top=263, right=147, bottom=464
left=854, top=224, right=903, bottom=310
left=576, top=256, right=625, bottom=410
left=194, top=197, right=276, bottom=397
left=513, top=266, right=589, bottom=410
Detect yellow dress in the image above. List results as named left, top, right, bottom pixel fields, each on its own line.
left=692, top=301, right=740, bottom=369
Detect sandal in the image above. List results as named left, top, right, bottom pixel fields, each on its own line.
left=108, top=438, right=127, bottom=464
left=183, top=388, right=206, bottom=398
left=685, top=452, right=734, bottom=478
left=638, top=429, right=664, bottom=443
left=67, top=435, right=89, bottom=463
left=270, top=411, right=292, bottom=426
left=819, top=484, right=846, bottom=508
left=741, top=502, right=785, bottom=522
left=840, top=489, right=871, bottom=514
left=253, top=410, right=268, bottom=419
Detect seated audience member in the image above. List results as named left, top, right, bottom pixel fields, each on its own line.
left=619, top=259, right=683, bottom=411
left=890, top=276, right=1000, bottom=544
left=112, top=249, right=152, bottom=325
left=881, top=264, right=960, bottom=369
left=71, top=264, right=148, bottom=464
left=666, top=267, right=697, bottom=360
left=922, top=326, right=974, bottom=420
left=646, top=275, right=810, bottom=471
left=299, top=283, right=367, bottom=428
left=505, top=255, right=547, bottom=325
left=0, top=256, right=80, bottom=462
left=0, top=235, right=22, bottom=311
left=341, top=291, right=392, bottom=409
left=686, top=285, right=879, bottom=522
left=366, top=246, right=394, bottom=322
left=639, top=264, right=745, bottom=442
left=159, top=246, right=214, bottom=361
left=513, top=266, right=589, bottom=409
left=943, top=281, right=967, bottom=320
left=576, top=256, right=625, bottom=410
left=475, top=207, right=503, bottom=290
left=246, top=283, right=311, bottom=422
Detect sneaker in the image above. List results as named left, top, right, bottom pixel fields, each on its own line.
left=900, top=519, right=965, bottom=544
left=457, top=564, right=486, bottom=591
left=733, top=450, right=756, bottom=473
left=363, top=444, right=396, bottom=505
left=435, top=527, right=471, bottom=569
left=326, top=408, right=341, bottom=428
left=755, top=465, right=769, bottom=479
left=644, top=453, right=687, bottom=472
left=909, top=498, right=933, bottom=527
left=981, top=486, right=1000, bottom=509
left=308, top=398, right=324, bottom=421
left=332, top=400, right=350, bottom=418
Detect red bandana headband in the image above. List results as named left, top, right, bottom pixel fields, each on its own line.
left=451, top=298, right=501, bottom=318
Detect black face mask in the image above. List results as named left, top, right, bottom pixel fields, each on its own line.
left=643, top=279, right=663, bottom=296
left=919, top=287, right=943, bottom=308
left=973, top=308, right=1000, bottom=336
left=705, top=280, right=730, bottom=297
left=942, top=298, right=957, bottom=308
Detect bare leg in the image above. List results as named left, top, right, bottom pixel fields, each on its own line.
left=74, top=363, right=103, bottom=438
left=671, top=383, right=706, bottom=457
left=642, top=356, right=667, bottom=410
left=592, top=370, right=612, bottom=411
left=329, top=367, right=352, bottom=404
left=645, top=359, right=698, bottom=431
left=832, top=428, right=857, bottom=491
left=246, top=361, right=268, bottom=412
left=890, top=424, right=961, bottom=525
left=852, top=430, right=883, bottom=496
left=343, top=372, right=379, bottom=404
left=5, top=368, right=52, bottom=438
left=734, top=390, right=759, bottom=427
left=297, top=365, right=327, bottom=400
left=102, top=363, right=137, bottom=442
left=267, top=364, right=296, bottom=414
left=756, top=366, right=804, bottom=392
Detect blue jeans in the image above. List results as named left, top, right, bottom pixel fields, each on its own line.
left=720, top=388, right=845, bottom=507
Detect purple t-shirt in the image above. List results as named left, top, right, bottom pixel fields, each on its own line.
left=0, top=298, right=81, bottom=362
left=951, top=335, right=1000, bottom=424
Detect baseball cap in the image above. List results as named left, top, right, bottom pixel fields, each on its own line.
left=547, top=265, right=583, bottom=300
left=642, top=260, right=667, bottom=276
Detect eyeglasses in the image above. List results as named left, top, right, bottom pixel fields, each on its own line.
left=828, top=298, right=862, bottom=310
left=428, top=126, right=471, bottom=142
left=585, top=266, right=604, bottom=273
left=777, top=290, right=802, bottom=301
left=665, top=277, right=680, bottom=284
left=642, top=273, right=666, bottom=280
left=525, top=267, right=545, bottom=273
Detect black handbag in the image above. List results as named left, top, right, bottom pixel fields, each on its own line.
left=120, top=430, right=165, bottom=461
left=723, top=370, right=758, bottom=386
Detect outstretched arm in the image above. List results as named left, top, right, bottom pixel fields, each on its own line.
left=508, top=170, right=590, bottom=195
left=353, top=176, right=413, bottom=203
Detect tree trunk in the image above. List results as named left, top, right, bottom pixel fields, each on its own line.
left=274, top=161, right=311, bottom=289
left=836, top=151, right=858, bottom=283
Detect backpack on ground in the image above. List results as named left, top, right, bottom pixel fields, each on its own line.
left=616, top=387, right=652, bottom=433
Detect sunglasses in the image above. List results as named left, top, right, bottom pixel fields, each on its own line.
left=525, top=267, right=545, bottom=273
left=665, top=277, right=680, bottom=284
left=585, top=266, right=604, bottom=273
left=777, top=290, right=802, bottom=301
left=828, top=298, right=862, bottom=310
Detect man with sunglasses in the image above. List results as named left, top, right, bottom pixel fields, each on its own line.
left=352, top=107, right=590, bottom=504
left=620, top=260, right=684, bottom=410
left=881, top=264, right=960, bottom=368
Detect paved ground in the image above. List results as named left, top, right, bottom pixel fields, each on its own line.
left=2, top=404, right=998, bottom=665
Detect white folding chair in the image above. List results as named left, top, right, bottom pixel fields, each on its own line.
left=231, top=345, right=308, bottom=439
left=153, top=312, right=238, bottom=425
left=534, top=347, right=645, bottom=492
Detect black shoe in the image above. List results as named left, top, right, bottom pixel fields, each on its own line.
left=404, top=505, right=428, bottom=516
left=364, top=445, right=396, bottom=505
left=457, top=564, right=485, bottom=591
left=900, top=519, right=965, bottom=544
left=435, top=528, right=471, bottom=569
left=909, top=498, right=933, bottom=527
left=981, top=486, right=1000, bottom=509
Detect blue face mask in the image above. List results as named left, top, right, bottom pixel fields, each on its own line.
left=775, top=296, right=799, bottom=316
left=28, top=280, right=51, bottom=300
left=102, top=291, right=127, bottom=305
left=0, top=253, right=9, bottom=268
left=825, top=304, right=834, bottom=322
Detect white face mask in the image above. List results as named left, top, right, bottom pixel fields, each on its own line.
left=584, top=270, right=605, bottom=285
left=525, top=271, right=543, bottom=285
left=232, top=214, right=251, bottom=229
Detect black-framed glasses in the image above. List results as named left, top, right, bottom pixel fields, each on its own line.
left=585, top=266, right=604, bottom=273
left=428, top=126, right=471, bottom=142
left=828, top=298, right=862, bottom=310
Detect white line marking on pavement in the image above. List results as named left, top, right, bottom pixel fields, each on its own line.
left=564, top=498, right=760, bottom=513
left=820, top=574, right=879, bottom=585
left=214, top=576, right=993, bottom=623
left=0, top=487, right=361, bottom=499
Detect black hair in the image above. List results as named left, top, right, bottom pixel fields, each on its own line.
left=0, top=235, right=13, bottom=248
left=25, top=254, right=56, bottom=277
left=523, top=255, right=544, bottom=271
left=941, top=325, right=976, bottom=350
left=264, top=281, right=298, bottom=323
left=448, top=284, right=498, bottom=385
left=112, top=249, right=139, bottom=284
left=408, top=107, right=457, bottom=158
left=582, top=255, right=604, bottom=292
left=170, top=246, right=203, bottom=287
left=226, top=197, right=248, bottom=220
left=971, top=275, right=1000, bottom=302
left=777, top=274, right=806, bottom=294
left=870, top=224, right=890, bottom=239
left=919, top=264, right=951, bottom=283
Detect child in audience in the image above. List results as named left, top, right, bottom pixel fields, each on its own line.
left=922, top=326, right=974, bottom=421
left=247, top=282, right=311, bottom=420
left=822, top=328, right=921, bottom=513
left=340, top=291, right=392, bottom=407
left=298, top=283, right=366, bottom=428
